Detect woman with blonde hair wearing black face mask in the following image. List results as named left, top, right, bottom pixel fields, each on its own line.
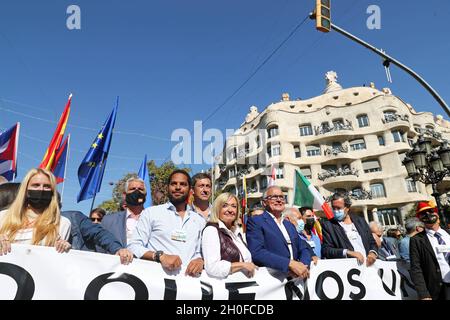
left=0, top=168, right=71, bottom=255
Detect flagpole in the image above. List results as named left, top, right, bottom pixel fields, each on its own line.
left=61, top=135, right=70, bottom=199
left=210, top=142, right=215, bottom=204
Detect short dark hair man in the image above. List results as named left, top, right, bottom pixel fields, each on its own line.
left=128, top=170, right=205, bottom=277
left=321, top=192, right=378, bottom=266
left=190, top=172, right=212, bottom=220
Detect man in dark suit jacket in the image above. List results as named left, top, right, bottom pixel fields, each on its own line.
left=410, top=201, right=450, bottom=300
left=101, top=177, right=147, bottom=248
left=321, top=192, right=378, bottom=266
left=61, top=210, right=133, bottom=264
left=247, top=186, right=314, bottom=279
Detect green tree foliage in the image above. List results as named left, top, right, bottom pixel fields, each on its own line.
left=99, top=161, right=190, bottom=212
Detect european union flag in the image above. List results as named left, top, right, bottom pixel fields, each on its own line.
left=77, top=99, right=118, bottom=203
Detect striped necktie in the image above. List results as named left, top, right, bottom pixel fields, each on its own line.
left=434, top=232, right=450, bottom=265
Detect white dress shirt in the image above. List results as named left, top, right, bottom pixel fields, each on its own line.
left=202, top=220, right=252, bottom=278
left=426, top=227, right=450, bottom=283
left=267, top=212, right=293, bottom=259
left=128, top=202, right=205, bottom=266
left=125, top=209, right=140, bottom=244
left=340, top=221, right=367, bottom=258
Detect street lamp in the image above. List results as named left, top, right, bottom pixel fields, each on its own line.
left=402, top=135, right=450, bottom=227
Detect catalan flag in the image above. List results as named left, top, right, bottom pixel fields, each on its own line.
left=39, top=94, right=72, bottom=170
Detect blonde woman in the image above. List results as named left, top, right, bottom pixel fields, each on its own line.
left=201, top=193, right=257, bottom=279
left=0, top=168, right=71, bottom=255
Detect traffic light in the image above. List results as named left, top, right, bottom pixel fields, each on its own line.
left=316, top=0, right=331, bottom=33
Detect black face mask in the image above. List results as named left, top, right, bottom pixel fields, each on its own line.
left=27, top=190, right=53, bottom=210
left=305, top=218, right=315, bottom=230
left=421, top=212, right=438, bottom=225
left=125, top=190, right=146, bottom=206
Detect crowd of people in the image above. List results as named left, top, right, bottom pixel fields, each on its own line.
left=0, top=167, right=449, bottom=300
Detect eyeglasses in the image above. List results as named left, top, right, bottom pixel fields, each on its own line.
left=265, top=195, right=285, bottom=201
left=90, top=218, right=102, bottom=222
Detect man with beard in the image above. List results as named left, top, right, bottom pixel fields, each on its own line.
left=410, top=201, right=450, bottom=300
left=101, top=177, right=147, bottom=248
left=190, top=173, right=212, bottom=220
left=128, top=170, right=205, bottom=276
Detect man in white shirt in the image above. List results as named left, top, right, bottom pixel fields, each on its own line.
left=101, top=177, right=147, bottom=248
left=128, top=170, right=205, bottom=277
left=410, top=201, right=450, bottom=300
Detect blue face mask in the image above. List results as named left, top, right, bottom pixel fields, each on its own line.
left=333, top=209, right=346, bottom=221
left=296, top=219, right=305, bottom=233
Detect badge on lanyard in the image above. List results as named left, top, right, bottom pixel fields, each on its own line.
left=307, top=240, right=316, bottom=248
left=171, top=229, right=187, bottom=242
left=436, top=245, right=450, bottom=253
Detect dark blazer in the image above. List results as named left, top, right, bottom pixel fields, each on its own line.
left=410, top=231, right=447, bottom=300
left=378, top=237, right=401, bottom=261
left=321, top=213, right=378, bottom=259
left=61, top=211, right=122, bottom=254
left=101, top=211, right=127, bottom=248
left=246, top=211, right=313, bottom=273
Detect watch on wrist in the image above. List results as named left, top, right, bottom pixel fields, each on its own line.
left=154, top=250, right=164, bottom=263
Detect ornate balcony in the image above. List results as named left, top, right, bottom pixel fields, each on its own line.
left=247, top=187, right=258, bottom=194
left=318, top=167, right=359, bottom=181
left=324, top=145, right=349, bottom=156
left=315, top=120, right=353, bottom=136
left=348, top=189, right=373, bottom=200
left=382, top=114, right=409, bottom=124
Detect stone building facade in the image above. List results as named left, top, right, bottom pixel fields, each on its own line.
left=213, top=72, right=450, bottom=227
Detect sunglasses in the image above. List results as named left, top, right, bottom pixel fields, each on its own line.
left=90, top=217, right=102, bottom=222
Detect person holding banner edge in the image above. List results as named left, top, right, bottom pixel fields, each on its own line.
left=128, top=170, right=205, bottom=277
left=246, top=186, right=314, bottom=279
left=0, top=168, right=71, bottom=255
left=321, top=192, right=378, bottom=266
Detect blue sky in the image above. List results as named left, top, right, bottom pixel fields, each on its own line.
left=1, top=0, right=449, bottom=214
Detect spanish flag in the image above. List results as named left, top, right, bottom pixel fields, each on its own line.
left=39, top=94, right=72, bottom=170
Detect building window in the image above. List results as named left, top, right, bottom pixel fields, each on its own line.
left=377, top=208, right=400, bottom=226
left=378, top=136, right=385, bottom=146
left=229, top=168, right=236, bottom=178
left=300, top=167, right=312, bottom=179
left=333, top=119, right=345, bottom=129
left=370, top=183, right=386, bottom=198
left=352, top=187, right=363, bottom=197
left=350, top=138, right=366, bottom=151
left=276, top=166, right=284, bottom=179
left=256, top=135, right=261, bottom=148
left=406, top=179, right=417, bottom=192
left=267, top=125, right=279, bottom=139
left=392, top=130, right=405, bottom=143
left=322, top=165, right=337, bottom=172
left=293, top=145, right=301, bottom=158
left=362, top=159, right=382, bottom=173
left=267, top=143, right=280, bottom=158
left=414, top=125, right=422, bottom=134
left=306, top=145, right=321, bottom=157
left=299, top=124, right=313, bottom=136
left=383, top=110, right=396, bottom=121
left=229, top=148, right=237, bottom=161
left=261, top=176, right=268, bottom=189
left=357, top=114, right=369, bottom=128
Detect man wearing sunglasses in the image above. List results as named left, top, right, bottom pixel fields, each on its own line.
left=410, top=201, right=450, bottom=300
left=246, top=186, right=314, bottom=279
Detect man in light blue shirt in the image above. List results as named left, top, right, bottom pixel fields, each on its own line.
left=399, top=217, right=424, bottom=263
left=128, top=170, right=205, bottom=276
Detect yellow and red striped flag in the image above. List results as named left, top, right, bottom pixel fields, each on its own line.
left=39, top=94, right=72, bottom=170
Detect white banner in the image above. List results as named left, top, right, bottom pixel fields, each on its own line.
left=0, top=244, right=417, bottom=300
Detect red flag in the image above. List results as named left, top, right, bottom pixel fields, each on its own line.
left=39, top=94, right=72, bottom=170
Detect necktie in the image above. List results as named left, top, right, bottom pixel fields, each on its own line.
left=434, top=232, right=450, bottom=265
